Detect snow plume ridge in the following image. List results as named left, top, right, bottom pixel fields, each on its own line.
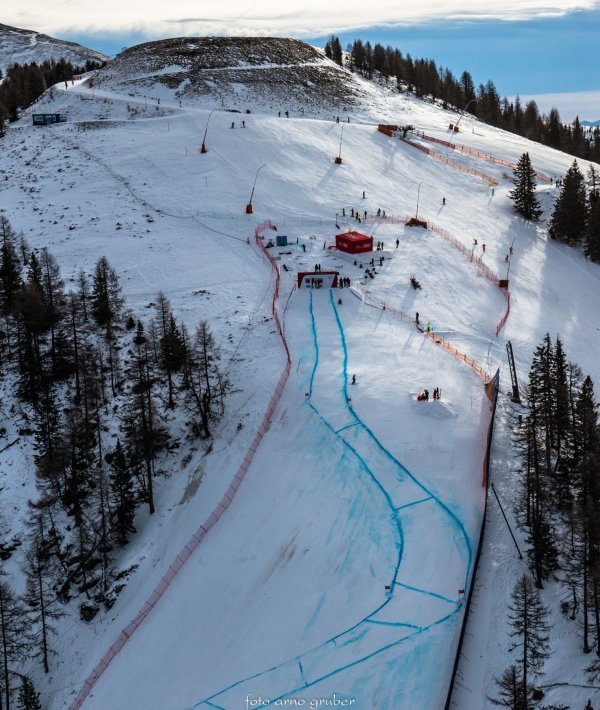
left=192, top=289, right=472, bottom=708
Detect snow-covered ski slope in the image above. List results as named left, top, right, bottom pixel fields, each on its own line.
left=2, top=51, right=600, bottom=710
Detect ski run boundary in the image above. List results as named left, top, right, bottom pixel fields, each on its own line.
left=68, top=220, right=289, bottom=709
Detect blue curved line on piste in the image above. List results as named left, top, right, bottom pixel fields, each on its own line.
left=328, top=289, right=473, bottom=591
left=191, top=289, right=472, bottom=709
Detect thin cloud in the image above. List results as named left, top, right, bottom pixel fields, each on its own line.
left=7, top=0, right=599, bottom=38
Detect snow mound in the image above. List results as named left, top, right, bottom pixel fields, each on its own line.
left=410, top=396, right=458, bottom=419
left=92, top=37, right=362, bottom=113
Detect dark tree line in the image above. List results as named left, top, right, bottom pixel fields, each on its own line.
left=325, top=36, right=600, bottom=163
left=515, top=335, right=600, bottom=683
left=0, top=57, right=104, bottom=126
left=0, top=215, right=229, bottom=707
left=510, top=153, right=600, bottom=265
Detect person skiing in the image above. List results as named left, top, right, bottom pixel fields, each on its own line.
left=482, top=243, right=486, bottom=252
left=424, top=389, right=429, bottom=401
left=352, top=374, right=357, bottom=385
left=231, top=121, right=235, bottom=129
left=396, top=238, right=399, bottom=248
left=415, top=311, right=420, bottom=325
left=442, top=197, right=446, bottom=205
left=426, top=322, right=431, bottom=332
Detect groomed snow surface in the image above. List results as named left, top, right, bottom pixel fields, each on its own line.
left=2, top=67, right=600, bottom=710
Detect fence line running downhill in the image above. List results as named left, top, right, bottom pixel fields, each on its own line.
left=377, top=125, right=498, bottom=186
left=350, top=283, right=491, bottom=382
left=69, top=220, right=289, bottom=710
left=414, top=130, right=551, bottom=183
left=362, top=213, right=511, bottom=337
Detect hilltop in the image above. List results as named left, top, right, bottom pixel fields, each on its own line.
left=91, top=36, right=362, bottom=113
left=0, top=22, right=109, bottom=76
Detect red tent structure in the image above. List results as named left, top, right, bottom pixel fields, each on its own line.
left=335, top=231, right=373, bottom=254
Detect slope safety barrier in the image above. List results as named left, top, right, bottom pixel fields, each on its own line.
left=193, top=290, right=474, bottom=709
left=350, top=284, right=490, bottom=382
left=445, top=368, right=500, bottom=710
left=377, top=125, right=498, bottom=186
left=361, top=213, right=511, bottom=336
left=69, top=220, right=290, bottom=710
left=414, top=131, right=551, bottom=183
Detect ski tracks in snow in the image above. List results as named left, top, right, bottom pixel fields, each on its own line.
left=192, top=290, right=473, bottom=709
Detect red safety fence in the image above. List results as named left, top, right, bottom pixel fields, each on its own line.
left=425, top=219, right=501, bottom=287
left=414, top=130, right=551, bottom=183
left=377, top=126, right=498, bottom=186
left=496, top=288, right=511, bottom=336
left=427, top=331, right=490, bottom=382
left=69, top=221, right=290, bottom=710
left=361, top=213, right=511, bottom=336
left=351, top=284, right=490, bottom=382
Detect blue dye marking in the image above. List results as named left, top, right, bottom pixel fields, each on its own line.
left=328, top=290, right=473, bottom=593
left=395, top=495, right=433, bottom=511
left=298, top=658, right=308, bottom=687
left=192, top=289, right=473, bottom=709
left=365, top=619, right=423, bottom=630
left=335, top=421, right=359, bottom=434
left=393, top=581, right=458, bottom=606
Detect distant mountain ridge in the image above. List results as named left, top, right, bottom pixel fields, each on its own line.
left=0, top=22, right=109, bottom=75
left=582, top=119, right=600, bottom=127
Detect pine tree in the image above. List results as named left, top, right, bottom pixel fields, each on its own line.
left=489, top=665, right=527, bottom=708
left=508, top=574, right=552, bottom=707
left=16, top=676, right=41, bottom=710
left=109, top=440, right=136, bottom=546
left=23, top=533, right=63, bottom=673
left=585, top=193, right=600, bottom=262
left=549, top=160, right=588, bottom=243
left=91, top=256, right=122, bottom=329
left=0, top=236, right=21, bottom=315
left=510, top=153, right=542, bottom=221
left=0, top=576, right=34, bottom=710
left=185, top=321, right=229, bottom=439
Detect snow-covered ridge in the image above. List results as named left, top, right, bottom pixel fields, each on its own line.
left=92, top=37, right=361, bottom=112
left=0, top=22, right=110, bottom=76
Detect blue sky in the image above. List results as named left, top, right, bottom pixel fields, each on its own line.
left=8, top=0, right=599, bottom=119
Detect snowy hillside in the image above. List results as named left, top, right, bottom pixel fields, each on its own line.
left=0, top=23, right=109, bottom=76
left=1, top=37, right=600, bottom=710
left=91, top=37, right=360, bottom=113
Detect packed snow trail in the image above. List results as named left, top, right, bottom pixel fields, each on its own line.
left=193, top=290, right=473, bottom=709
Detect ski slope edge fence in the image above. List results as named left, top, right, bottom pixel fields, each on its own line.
left=68, top=220, right=289, bottom=710
left=377, top=125, right=499, bottom=186
left=445, top=368, right=500, bottom=710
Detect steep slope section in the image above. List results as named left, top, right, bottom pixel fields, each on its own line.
left=0, top=23, right=109, bottom=75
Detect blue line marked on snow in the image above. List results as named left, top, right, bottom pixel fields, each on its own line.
left=298, top=658, right=308, bottom=687
left=365, top=619, right=423, bottom=630
left=329, top=290, right=473, bottom=591
left=393, top=581, right=458, bottom=606
left=394, top=495, right=433, bottom=511
left=192, top=289, right=473, bottom=709
left=334, top=421, right=359, bottom=434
